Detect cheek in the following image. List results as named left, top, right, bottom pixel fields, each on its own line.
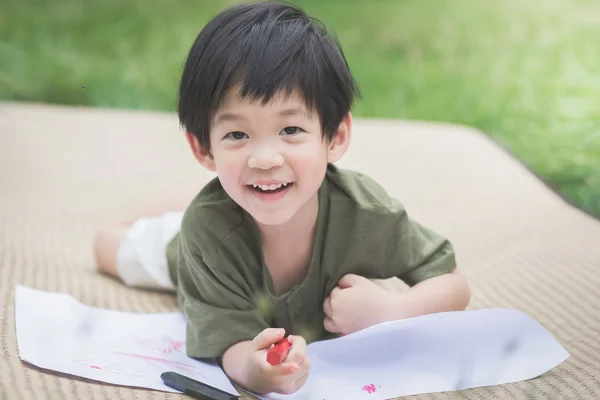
left=292, top=140, right=329, bottom=167
left=213, top=151, right=244, bottom=187
left=287, top=143, right=329, bottom=183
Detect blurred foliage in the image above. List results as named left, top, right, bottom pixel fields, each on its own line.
left=1, top=0, right=598, bottom=216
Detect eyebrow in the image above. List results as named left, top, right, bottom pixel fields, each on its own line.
left=214, top=107, right=312, bottom=125
left=278, top=107, right=312, bottom=120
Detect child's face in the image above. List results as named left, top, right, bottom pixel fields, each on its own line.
left=196, top=87, right=349, bottom=227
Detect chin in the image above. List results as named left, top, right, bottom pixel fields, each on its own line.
left=250, top=210, right=297, bottom=227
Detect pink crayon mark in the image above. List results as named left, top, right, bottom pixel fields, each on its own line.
left=73, top=358, right=145, bottom=377
left=165, top=338, right=184, bottom=353
left=132, top=336, right=185, bottom=354
left=362, top=384, right=381, bottom=394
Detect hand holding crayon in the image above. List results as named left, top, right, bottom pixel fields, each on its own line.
left=267, top=338, right=292, bottom=365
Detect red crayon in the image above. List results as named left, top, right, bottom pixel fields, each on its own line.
left=267, top=338, right=292, bottom=366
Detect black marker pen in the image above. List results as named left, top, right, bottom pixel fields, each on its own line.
left=160, top=371, right=239, bottom=400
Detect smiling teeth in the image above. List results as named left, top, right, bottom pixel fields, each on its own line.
left=253, top=182, right=288, bottom=191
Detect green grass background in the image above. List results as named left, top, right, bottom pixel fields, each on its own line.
left=2, top=0, right=599, bottom=217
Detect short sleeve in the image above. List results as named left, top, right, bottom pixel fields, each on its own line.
left=385, top=208, right=457, bottom=287
left=322, top=166, right=457, bottom=288
left=174, top=216, right=270, bottom=359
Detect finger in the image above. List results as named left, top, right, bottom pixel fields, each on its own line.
left=269, top=360, right=300, bottom=377
left=278, top=366, right=310, bottom=395
left=252, top=328, right=285, bottom=351
left=338, top=273, right=363, bottom=288
left=284, top=335, right=307, bottom=365
left=324, top=316, right=338, bottom=333
left=272, top=354, right=310, bottom=380
left=280, top=354, right=311, bottom=381
left=293, top=367, right=310, bottom=387
left=323, top=296, right=332, bottom=317
left=329, top=286, right=341, bottom=299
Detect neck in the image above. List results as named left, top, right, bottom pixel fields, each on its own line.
left=257, top=193, right=319, bottom=246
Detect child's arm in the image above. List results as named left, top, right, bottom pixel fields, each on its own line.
left=384, top=268, right=470, bottom=320
left=323, top=269, right=470, bottom=335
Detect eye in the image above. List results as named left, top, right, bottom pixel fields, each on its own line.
left=280, top=126, right=302, bottom=136
left=225, top=131, right=248, bottom=140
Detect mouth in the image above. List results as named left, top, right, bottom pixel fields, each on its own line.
left=248, top=182, right=294, bottom=194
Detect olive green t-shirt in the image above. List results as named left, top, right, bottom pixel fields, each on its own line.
left=166, top=164, right=456, bottom=359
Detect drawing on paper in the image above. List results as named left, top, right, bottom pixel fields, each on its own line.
left=130, top=336, right=185, bottom=354
left=361, top=383, right=381, bottom=394
left=114, top=352, right=208, bottom=380
left=73, top=358, right=146, bottom=377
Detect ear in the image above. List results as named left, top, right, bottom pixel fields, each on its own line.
left=185, top=131, right=216, bottom=172
left=327, top=112, right=352, bottom=163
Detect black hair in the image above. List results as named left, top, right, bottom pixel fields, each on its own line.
left=177, top=1, right=360, bottom=152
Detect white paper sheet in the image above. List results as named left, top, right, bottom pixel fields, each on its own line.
left=257, top=308, right=571, bottom=400
left=15, top=285, right=569, bottom=400
left=14, top=285, right=239, bottom=396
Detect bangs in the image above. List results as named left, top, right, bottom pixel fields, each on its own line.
left=178, top=2, right=359, bottom=151
left=224, top=21, right=323, bottom=111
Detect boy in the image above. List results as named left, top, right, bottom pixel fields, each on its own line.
left=94, top=1, right=470, bottom=396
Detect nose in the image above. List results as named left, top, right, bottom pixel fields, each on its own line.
left=247, top=144, right=284, bottom=170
